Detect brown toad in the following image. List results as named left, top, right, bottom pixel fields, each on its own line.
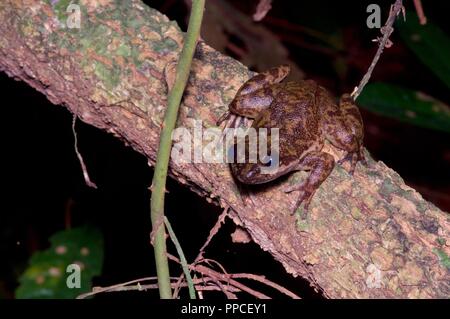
left=219, top=65, right=365, bottom=212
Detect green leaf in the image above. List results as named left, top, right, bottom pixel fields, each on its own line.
left=16, top=226, right=103, bottom=299
left=357, top=82, right=450, bottom=133
left=397, top=11, right=450, bottom=89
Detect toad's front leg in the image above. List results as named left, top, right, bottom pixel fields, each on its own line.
left=284, top=151, right=335, bottom=213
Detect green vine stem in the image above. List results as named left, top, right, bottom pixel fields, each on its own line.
left=164, top=217, right=196, bottom=299
left=149, top=0, right=205, bottom=299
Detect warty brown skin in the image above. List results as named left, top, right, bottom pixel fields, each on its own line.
left=219, top=65, right=365, bottom=212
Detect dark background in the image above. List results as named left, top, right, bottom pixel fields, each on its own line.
left=0, top=0, right=449, bottom=298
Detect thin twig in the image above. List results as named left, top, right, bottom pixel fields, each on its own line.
left=351, top=0, right=404, bottom=100
left=167, top=253, right=270, bottom=299
left=164, top=217, right=196, bottom=299
left=211, top=278, right=238, bottom=299
left=172, top=274, right=186, bottom=299
left=230, top=273, right=301, bottom=299
left=194, top=264, right=271, bottom=299
left=106, top=283, right=240, bottom=294
left=173, top=207, right=229, bottom=298
left=413, top=0, right=427, bottom=25
left=72, top=115, right=97, bottom=189
left=253, top=0, right=272, bottom=22
left=199, top=258, right=230, bottom=280
left=78, top=277, right=241, bottom=299
left=79, top=253, right=299, bottom=299
left=195, top=207, right=229, bottom=262
left=169, top=246, right=300, bottom=299
left=77, top=276, right=161, bottom=299
left=196, top=259, right=300, bottom=298
left=149, top=0, right=205, bottom=299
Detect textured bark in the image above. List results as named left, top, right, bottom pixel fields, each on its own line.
left=0, top=0, right=449, bottom=298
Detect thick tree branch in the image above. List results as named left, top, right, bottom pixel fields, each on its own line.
left=0, top=1, right=448, bottom=298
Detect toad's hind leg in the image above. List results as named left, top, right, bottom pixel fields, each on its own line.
left=339, top=94, right=365, bottom=163
left=284, top=151, right=335, bottom=213
left=320, top=92, right=365, bottom=174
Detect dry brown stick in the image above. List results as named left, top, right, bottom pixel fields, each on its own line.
left=114, top=283, right=240, bottom=294
left=168, top=254, right=271, bottom=298
left=351, top=0, right=404, bottom=100
left=198, top=258, right=231, bottom=284
left=78, top=257, right=296, bottom=299
left=173, top=207, right=229, bottom=298
left=78, top=277, right=241, bottom=298
left=413, top=0, right=427, bottom=25
left=195, top=208, right=229, bottom=262
left=208, top=277, right=239, bottom=299
left=230, top=273, right=301, bottom=299
left=172, top=274, right=186, bottom=299
left=77, top=276, right=161, bottom=299
left=194, top=264, right=271, bottom=299
left=72, top=115, right=97, bottom=189
left=191, top=243, right=300, bottom=299
left=253, top=0, right=272, bottom=21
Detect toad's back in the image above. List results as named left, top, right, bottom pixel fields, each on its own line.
left=252, top=80, right=323, bottom=163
